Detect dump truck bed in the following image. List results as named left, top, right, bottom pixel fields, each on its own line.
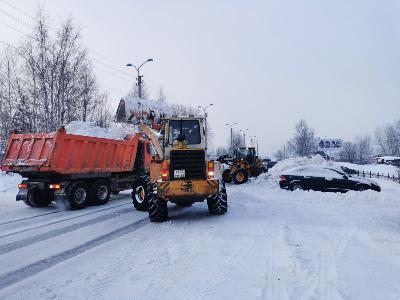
left=1, top=129, right=142, bottom=175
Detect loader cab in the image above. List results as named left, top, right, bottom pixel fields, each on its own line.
left=234, top=147, right=257, bottom=164
left=163, top=117, right=206, bottom=158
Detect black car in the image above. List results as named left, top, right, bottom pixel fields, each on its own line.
left=279, top=165, right=381, bottom=192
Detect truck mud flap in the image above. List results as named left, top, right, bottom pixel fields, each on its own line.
left=16, top=189, right=28, bottom=201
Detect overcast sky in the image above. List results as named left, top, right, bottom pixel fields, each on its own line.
left=1, top=0, right=399, bottom=155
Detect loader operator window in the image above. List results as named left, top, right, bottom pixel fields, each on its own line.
left=236, top=148, right=255, bottom=160
left=169, top=120, right=201, bottom=145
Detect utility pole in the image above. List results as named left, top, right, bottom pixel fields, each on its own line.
left=225, top=122, right=237, bottom=154
left=127, top=58, right=154, bottom=99
left=198, top=104, right=214, bottom=153
left=240, top=129, right=248, bottom=147
left=137, top=74, right=143, bottom=99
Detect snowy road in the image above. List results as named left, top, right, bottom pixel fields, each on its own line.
left=1, top=178, right=400, bottom=299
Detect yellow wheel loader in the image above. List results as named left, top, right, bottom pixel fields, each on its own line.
left=221, top=147, right=266, bottom=184
left=138, top=117, right=227, bottom=222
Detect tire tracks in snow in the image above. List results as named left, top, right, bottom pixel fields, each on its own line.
left=261, top=224, right=291, bottom=300
left=0, top=195, right=129, bottom=227
left=0, top=201, right=132, bottom=239
left=0, top=217, right=149, bottom=290
left=315, top=226, right=358, bottom=300
left=0, top=207, right=134, bottom=254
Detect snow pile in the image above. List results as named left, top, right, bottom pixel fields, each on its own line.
left=255, top=155, right=330, bottom=187
left=255, top=155, right=399, bottom=188
left=124, top=96, right=174, bottom=117
left=0, top=173, right=23, bottom=214
left=65, top=121, right=137, bottom=140
left=0, top=173, right=20, bottom=194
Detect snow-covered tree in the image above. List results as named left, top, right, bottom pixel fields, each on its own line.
left=0, top=9, right=111, bottom=153
left=288, top=119, right=315, bottom=157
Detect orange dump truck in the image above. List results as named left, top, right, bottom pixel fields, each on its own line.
left=1, top=127, right=152, bottom=209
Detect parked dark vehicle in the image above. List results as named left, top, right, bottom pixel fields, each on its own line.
left=279, top=165, right=381, bottom=192
left=262, top=158, right=277, bottom=170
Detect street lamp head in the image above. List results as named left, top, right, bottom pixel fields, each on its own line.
left=147, top=58, right=154, bottom=62
left=126, top=63, right=133, bottom=67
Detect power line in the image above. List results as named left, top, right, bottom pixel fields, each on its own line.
left=0, top=3, right=185, bottom=103
left=0, top=19, right=33, bottom=39
left=0, top=0, right=34, bottom=20
left=0, top=7, right=32, bottom=28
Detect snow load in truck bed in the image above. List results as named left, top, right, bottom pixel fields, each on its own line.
left=65, top=121, right=137, bottom=140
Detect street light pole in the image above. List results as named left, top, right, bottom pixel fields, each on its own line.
left=126, top=58, right=154, bottom=99
left=198, top=104, right=214, bottom=152
left=240, top=129, right=248, bottom=147
left=225, top=122, right=237, bottom=154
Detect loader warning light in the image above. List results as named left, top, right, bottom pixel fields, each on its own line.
left=208, top=161, right=214, bottom=179
left=49, top=184, right=61, bottom=189
left=161, top=161, right=169, bottom=181
left=18, top=183, right=28, bottom=189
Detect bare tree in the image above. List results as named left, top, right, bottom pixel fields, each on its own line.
left=0, top=8, right=110, bottom=154
left=274, top=148, right=285, bottom=161
left=158, top=86, right=167, bottom=102
left=355, top=135, right=373, bottom=164
left=339, top=142, right=358, bottom=163
left=374, top=120, right=400, bottom=156
left=288, top=119, right=315, bottom=157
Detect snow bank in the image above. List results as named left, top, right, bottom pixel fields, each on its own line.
left=65, top=121, right=137, bottom=140
left=255, top=155, right=331, bottom=188
left=0, top=173, right=23, bottom=215
left=255, top=155, right=399, bottom=188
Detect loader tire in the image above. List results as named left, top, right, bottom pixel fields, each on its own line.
left=233, top=168, right=248, bottom=184
left=207, top=182, right=228, bottom=215
left=132, top=176, right=153, bottom=211
left=222, top=169, right=233, bottom=183
left=148, top=193, right=168, bottom=222
left=90, top=180, right=111, bottom=205
left=66, top=181, right=89, bottom=210
left=27, top=189, right=53, bottom=207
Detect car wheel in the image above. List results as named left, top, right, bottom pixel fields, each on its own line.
left=290, top=183, right=303, bottom=191
left=356, top=185, right=368, bottom=192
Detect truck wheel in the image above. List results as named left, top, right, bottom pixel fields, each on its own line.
left=27, top=189, right=53, bottom=207
left=90, top=180, right=111, bottom=205
left=66, top=182, right=89, bottom=210
left=207, top=181, right=228, bottom=215
left=23, top=199, right=34, bottom=207
left=132, top=176, right=153, bottom=211
left=222, top=169, right=232, bottom=183
left=233, top=168, right=248, bottom=184
left=148, top=194, right=168, bottom=222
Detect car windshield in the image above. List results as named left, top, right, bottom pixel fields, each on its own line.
left=168, top=120, right=201, bottom=145
left=236, top=148, right=255, bottom=160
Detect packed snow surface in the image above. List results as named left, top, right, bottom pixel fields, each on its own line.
left=1, top=158, right=400, bottom=299
left=65, top=121, right=137, bottom=140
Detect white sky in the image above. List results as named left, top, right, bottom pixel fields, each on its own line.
left=1, top=0, right=399, bottom=156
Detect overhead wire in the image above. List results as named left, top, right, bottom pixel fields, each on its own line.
left=0, top=3, right=185, bottom=104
